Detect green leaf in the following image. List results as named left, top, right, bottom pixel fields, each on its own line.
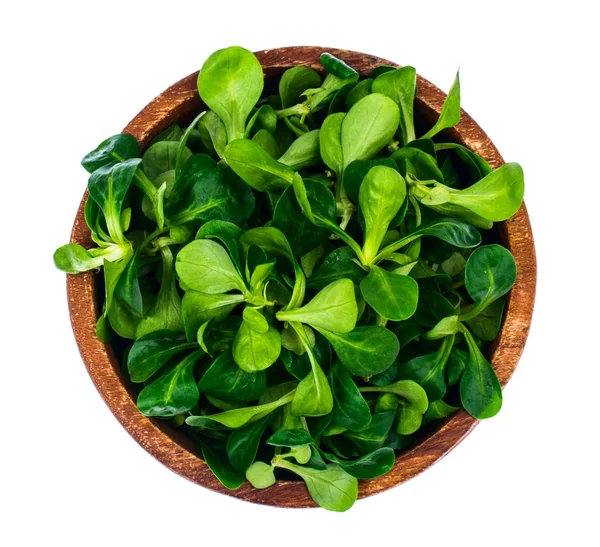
left=289, top=326, right=334, bottom=417
left=345, top=78, right=373, bottom=109
left=224, top=139, right=295, bottom=192
left=200, top=441, right=245, bottom=489
left=360, top=266, right=418, bottom=321
left=462, top=244, right=517, bottom=320
left=142, top=140, right=191, bottom=180
left=447, top=346, right=469, bottom=386
left=267, top=429, right=314, bottom=447
left=459, top=327, right=502, bottom=419
left=136, top=247, right=184, bottom=338
left=341, top=93, right=400, bottom=170
left=423, top=400, right=460, bottom=425
left=137, top=350, right=202, bottom=417
left=81, top=133, right=140, bottom=173
left=226, top=415, right=271, bottom=472
left=344, top=410, right=395, bottom=453
left=278, top=130, right=321, bottom=170
left=392, top=146, right=444, bottom=183
left=273, top=460, right=358, bottom=512
left=322, top=447, right=395, bottom=479
left=397, top=335, right=455, bottom=400
left=103, top=247, right=134, bottom=317
left=233, top=320, right=282, bottom=372
left=196, top=220, right=244, bottom=274
left=246, top=461, right=276, bottom=488
left=272, top=183, right=331, bottom=258
left=320, top=112, right=345, bottom=176
left=198, top=110, right=227, bottom=159
left=197, top=46, right=264, bottom=141
left=317, top=326, right=400, bottom=376
left=372, top=66, right=417, bottom=144
left=246, top=105, right=278, bottom=136
left=240, top=227, right=305, bottom=310
left=432, top=162, right=524, bottom=222
left=279, top=66, right=322, bottom=108
left=198, top=350, right=266, bottom=403
left=53, top=243, right=107, bottom=273
left=307, top=247, right=367, bottom=290
left=360, top=166, right=407, bottom=263
left=176, top=239, right=247, bottom=294
left=252, top=129, right=280, bottom=158
left=466, top=297, right=506, bottom=341
left=422, top=71, right=461, bottom=139
left=127, top=330, right=191, bottom=383
left=243, top=307, right=269, bottom=333
left=360, top=380, right=429, bottom=413
left=114, top=252, right=143, bottom=315
left=375, top=217, right=481, bottom=261
left=396, top=404, right=424, bottom=435
left=165, top=154, right=254, bottom=226
left=88, top=158, right=141, bottom=244
left=186, top=389, right=295, bottom=428
left=181, top=291, right=244, bottom=340
left=343, top=158, right=398, bottom=205
left=291, top=357, right=333, bottom=417
left=331, top=362, right=371, bottom=430
left=289, top=178, right=364, bottom=261
left=277, top=279, right=357, bottom=333
left=413, top=290, right=456, bottom=328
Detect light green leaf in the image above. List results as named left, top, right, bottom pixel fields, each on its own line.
left=422, top=71, right=460, bottom=139
left=224, top=139, right=295, bottom=192
left=359, top=166, right=407, bottom=263
left=197, top=46, right=264, bottom=141
left=276, top=279, right=357, bottom=333
left=273, top=460, right=358, bottom=512
left=372, top=66, right=417, bottom=144
left=176, top=239, right=246, bottom=294
left=233, top=320, right=282, bottom=372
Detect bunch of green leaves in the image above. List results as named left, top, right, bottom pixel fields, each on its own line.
left=54, top=47, right=524, bottom=511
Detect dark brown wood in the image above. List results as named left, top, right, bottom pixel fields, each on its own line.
left=67, top=46, right=537, bottom=508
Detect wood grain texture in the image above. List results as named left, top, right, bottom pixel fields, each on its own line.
left=67, top=46, right=537, bottom=508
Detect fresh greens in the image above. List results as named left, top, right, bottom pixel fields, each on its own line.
left=55, top=47, right=525, bottom=512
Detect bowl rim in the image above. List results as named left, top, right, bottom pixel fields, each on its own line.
left=67, top=46, right=537, bottom=508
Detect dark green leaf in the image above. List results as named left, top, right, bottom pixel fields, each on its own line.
left=127, top=330, right=191, bottom=383
left=307, top=246, right=367, bottom=290
left=462, top=244, right=517, bottom=320
left=81, top=133, right=140, bottom=173
left=360, top=266, right=418, bottom=321
left=198, top=350, right=266, bottom=403
left=137, top=350, right=202, bottom=417
left=226, top=415, right=271, bottom=472
left=344, top=410, right=395, bottom=452
left=317, top=326, right=400, bottom=376
left=279, top=66, right=322, bottom=108
left=322, top=447, right=395, bottom=479
left=166, top=154, right=254, bottom=225
left=201, top=441, right=245, bottom=489
left=331, top=362, right=371, bottom=430
left=267, top=429, right=314, bottom=447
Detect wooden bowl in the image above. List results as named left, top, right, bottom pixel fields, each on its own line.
left=67, top=47, right=536, bottom=508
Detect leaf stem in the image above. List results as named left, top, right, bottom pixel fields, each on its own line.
left=277, top=104, right=310, bottom=119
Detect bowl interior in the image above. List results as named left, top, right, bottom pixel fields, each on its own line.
left=68, top=47, right=536, bottom=507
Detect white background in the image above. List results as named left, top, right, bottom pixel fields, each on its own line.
left=2, top=1, right=599, bottom=545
